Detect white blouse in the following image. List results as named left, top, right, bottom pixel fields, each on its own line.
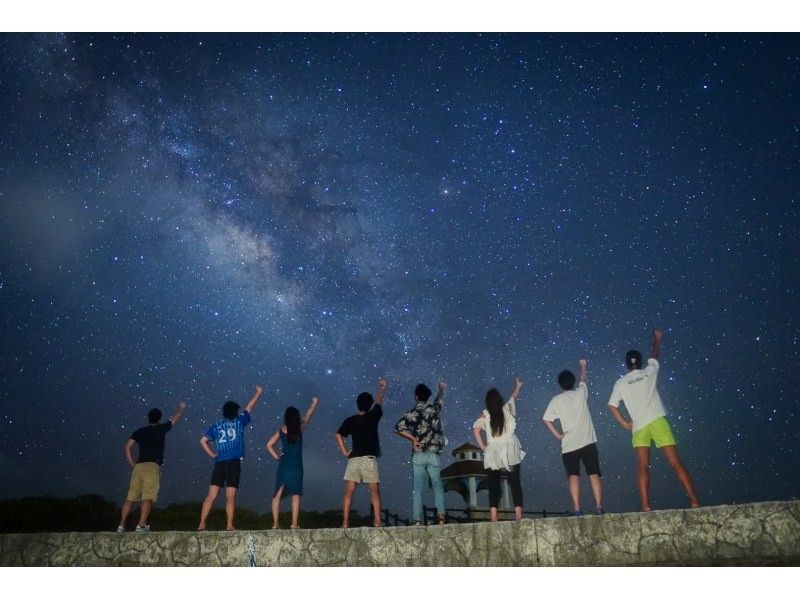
left=473, top=397, right=526, bottom=471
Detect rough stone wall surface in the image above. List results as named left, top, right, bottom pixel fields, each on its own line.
left=1, top=501, right=798, bottom=566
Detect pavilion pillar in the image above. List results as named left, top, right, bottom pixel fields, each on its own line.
left=468, top=476, right=477, bottom=507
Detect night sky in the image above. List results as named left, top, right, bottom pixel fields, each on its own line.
left=1, top=33, right=798, bottom=521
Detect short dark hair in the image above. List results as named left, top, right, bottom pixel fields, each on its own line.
left=356, top=392, right=374, bottom=412
left=626, top=350, right=643, bottom=370
left=414, top=383, right=432, bottom=402
left=147, top=408, right=162, bottom=424
left=222, top=401, right=240, bottom=420
left=557, top=370, right=576, bottom=390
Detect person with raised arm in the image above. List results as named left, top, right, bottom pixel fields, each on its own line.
left=608, top=330, right=700, bottom=511
left=473, top=377, right=526, bottom=522
left=543, top=359, right=604, bottom=516
left=266, top=395, right=320, bottom=529
left=394, top=381, right=448, bottom=525
left=335, top=378, right=388, bottom=528
left=117, top=400, right=186, bottom=532
left=197, top=385, right=263, bottom=531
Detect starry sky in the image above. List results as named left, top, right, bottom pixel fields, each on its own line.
left=1, top=33, right=798, bottom=520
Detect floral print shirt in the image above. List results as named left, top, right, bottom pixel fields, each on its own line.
left=394, top=393, right=445, bottom=454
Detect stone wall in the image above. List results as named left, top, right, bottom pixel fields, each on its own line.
left=2, top=500, right=798, bottom=566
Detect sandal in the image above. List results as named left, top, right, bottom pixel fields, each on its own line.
left=437, top=514, right=448, bottom=525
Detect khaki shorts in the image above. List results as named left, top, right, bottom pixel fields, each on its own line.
left=127, top=462, right=161, bottom=501
left=344, top=456, right=380, bottom=483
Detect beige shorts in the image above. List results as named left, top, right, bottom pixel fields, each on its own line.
left=344, top=455, right=380, bottom=484
left=127, top=462, right=161, bottom=501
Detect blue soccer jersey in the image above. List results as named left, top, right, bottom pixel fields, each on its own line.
left=204, top=411, right=252, bottom=462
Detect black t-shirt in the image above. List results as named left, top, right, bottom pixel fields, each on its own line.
left=131, top=421, right=173, bottom=465
left=337, top=404, right=382, bottom=458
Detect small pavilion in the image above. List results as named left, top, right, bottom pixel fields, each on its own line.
left=440, top=442, right=514, bottom=510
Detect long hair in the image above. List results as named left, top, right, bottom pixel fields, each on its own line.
left=485, top=388, right=505, bottom=437
left=284, top=406, right=302, bottom=444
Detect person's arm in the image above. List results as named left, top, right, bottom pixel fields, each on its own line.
left=170, top=400, right=187, bottom=425
left=266, top=430, right=281, bottom=460
left=650, top=329, right=663, bottom=361
left=433, top=381, right=446, bottom=409
left=200, top=436, right=218, bottom=459
left=374, top=379, right=388, bottom=405
left=335, top=433, right=351, bottom=458
left=472, top=425, right=486, bottom=451
left=543, top=419, right=564, bottom=441
left=245, top=385, right=263, bottom=413
left=124, top=438, right=136, bottom=468
left=608, top=405, right=633, bottom=430
left=395, top=422, right=420, bottom=451
left=301, top=396, right=320, bottom=429
left=579, top=359, right=587, bottom=384
left=509, top=377, right=523, bottom=402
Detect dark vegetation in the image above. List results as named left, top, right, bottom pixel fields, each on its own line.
left=0, top=495, right=366, bottom=533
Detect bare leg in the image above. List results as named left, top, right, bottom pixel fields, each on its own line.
left=138, top=499, right=153, bottom=527
left=635, top=447, right=651, bottom=511
left=198, top=485, right=220, bottom=530
left=272, top=485, right=285, bottom=529
left=514, top=506, right=522, bottom=521
left=660, top=445, right=700, bottom=508
left=291, top=494, right=301, bottom=528
left=489, top=507, right=498, bottom=522
left=589, top=474, right=603, bottom=511
left=224, top=487, right=237, bottom=530
left=342, top=481, right=357, bottom=528
left=568, top=475, right=580, bottom=511
left=119, top=500, right=134, bottom=528
left=368, top=482, right=383, bottom=526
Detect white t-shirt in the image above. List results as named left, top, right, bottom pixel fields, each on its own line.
left=543, top=381, right=597, bottom=454
left=608, top=358, right=666, bottom=431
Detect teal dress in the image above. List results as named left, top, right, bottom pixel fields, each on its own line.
left=274, top=430, right=303, bottom=496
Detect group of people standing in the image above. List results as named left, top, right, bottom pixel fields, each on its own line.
left=117, top=328, right=700, bottom=532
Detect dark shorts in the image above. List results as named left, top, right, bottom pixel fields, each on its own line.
left=210, top=458, right=242, bottom=488
left=562, top=443, right=602, bottom=477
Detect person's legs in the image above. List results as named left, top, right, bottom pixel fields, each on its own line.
left=224, top=487, right=237, bottom=530
left=582, top=443, right=603, bottom=512
left=119, top=500, right=134, bottom=528
left=487, top=469, right=501, bottom=522
left=411, top=452, right=426, bottom=522
left=341, top=480, right=357, bottom=528
left=568, top=475, right=581, bottom=512
left=426, top=453, right=446, bottom=521
left=635, top=447, right=651, bottom=511
left=138, top=500, right=153, bottom=527
left=272, top=485, right=285, bottom=528
left=198, top=485, right=220, bottom=530
left=290, top=494, right=301, bottom=528
left=660, top=445, right=700, bottom=508
left=508, top=464, right=523, bottom=520
left=368, top=482, right=383, bottom=526
left=589, top=475, right=603, bottom=511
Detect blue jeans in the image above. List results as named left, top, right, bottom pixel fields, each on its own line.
left=412, top=451, right=445, bottom=521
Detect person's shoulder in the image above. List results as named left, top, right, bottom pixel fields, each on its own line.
left=647, top=357, right=660, bottom=368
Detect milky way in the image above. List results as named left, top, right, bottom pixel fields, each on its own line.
left=1, top=33, right=798, bottom=518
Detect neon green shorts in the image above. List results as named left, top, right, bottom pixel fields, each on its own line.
left=632, top=416, right=676, bottom=448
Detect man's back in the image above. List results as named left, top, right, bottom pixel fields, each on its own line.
left=131, top=422, right=173, bottom=465
left=544, top=382, right=596, bottom=453
left=396, top=399, right=444, bottom=453
left=339, top=404, right=382, bottom=457
left=205, top=411, right=251, bottom=462
left=608, top=358, right=666, bottom=430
